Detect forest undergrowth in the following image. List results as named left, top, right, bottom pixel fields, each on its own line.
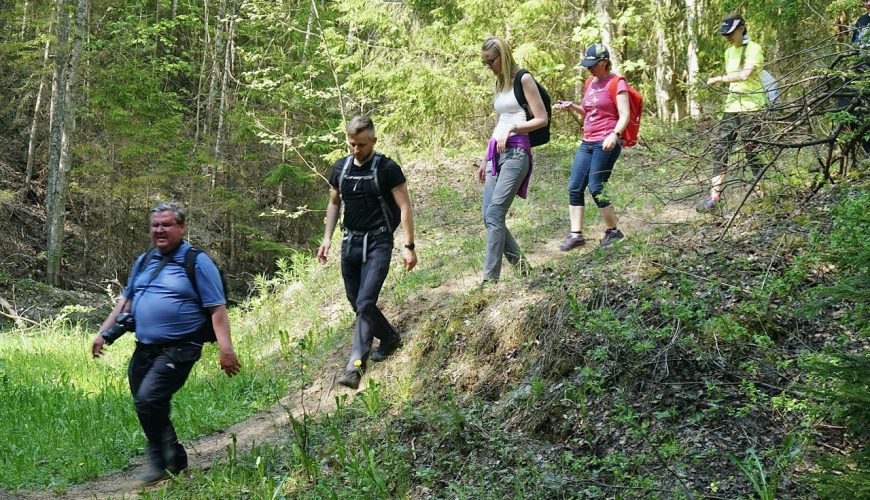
left=1, top=131, right=868, bottom=498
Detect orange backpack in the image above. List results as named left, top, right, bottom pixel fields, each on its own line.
left=583, top=75, right=643, bottom=148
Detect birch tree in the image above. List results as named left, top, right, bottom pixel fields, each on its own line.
left=25, top=37, right=51, bottom=193
left=654, top=0, right=674, bottom=122
left=595, top=0, right=619, bottom=74
left=685, top=0, right=702, bottom=118
left=45, top=0, right=88, bottom=285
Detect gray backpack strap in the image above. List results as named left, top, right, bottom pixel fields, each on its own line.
left=337, top=154, right=354, bottom=202
left=370, top=153, right=395, bottom=232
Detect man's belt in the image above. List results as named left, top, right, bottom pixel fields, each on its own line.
left=342, top=226, right=390, bottom=263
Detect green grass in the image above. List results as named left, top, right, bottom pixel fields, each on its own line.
left=3, top=131, right=867, bottom=497
left=0, top=323, right=287, bottom=490
left=0, top=252, right=350, bottom=491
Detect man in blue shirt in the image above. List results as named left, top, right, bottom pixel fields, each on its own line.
left=91, top=202, right=241, bottom=484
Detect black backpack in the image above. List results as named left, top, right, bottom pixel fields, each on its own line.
left=337, top=153, right=396, bottom=232
left=513, top=69, right=552, bottom=147
left=136, top=246, right=227, bottom=343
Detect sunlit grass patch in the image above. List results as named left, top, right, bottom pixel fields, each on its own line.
left=0, top=252, right=351, bottom=491
left=0, top=325, right=288, bottom=490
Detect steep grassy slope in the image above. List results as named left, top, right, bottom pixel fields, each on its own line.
left=3, top=134, right=866, bottom=498
left=138, top=139, right=867, bottom=498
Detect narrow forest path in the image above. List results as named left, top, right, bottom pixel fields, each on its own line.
left=21, top=354, right=346, bottom=500
left=13, top=157, right=702, bottom=499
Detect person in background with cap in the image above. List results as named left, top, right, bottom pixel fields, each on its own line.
left=841, top=1, right=870, bottom=153
left=553, top=43, right=629, bottom=249
left=852, top=0, right=870, bottom=49
left=699, top=13, right=766, bottom=212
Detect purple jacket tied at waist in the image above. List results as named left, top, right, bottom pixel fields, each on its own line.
left=484, top=134, right=533, bottom=199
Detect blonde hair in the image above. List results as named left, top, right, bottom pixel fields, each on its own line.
left=481, top=36, right=518, bottom=93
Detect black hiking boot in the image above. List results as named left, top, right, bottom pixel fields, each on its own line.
left=337, top=369, right=362, bottom=390
left=139, top=443, right=169, bottom=485
left=371, top=339, right=402, bottom=362
left=161, top=427, right=188, bottom=475
left=599, top=228, right=625, bottom=248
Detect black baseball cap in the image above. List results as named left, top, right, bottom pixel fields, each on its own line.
left=719, top=14, right=745, bottom=35
left=581, top=43, right=610, bottom=67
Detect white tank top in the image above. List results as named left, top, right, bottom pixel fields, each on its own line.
left=492, top=87, right=526, bottom=139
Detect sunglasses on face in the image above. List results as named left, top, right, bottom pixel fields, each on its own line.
left=482, top=55, right=499, bottom=67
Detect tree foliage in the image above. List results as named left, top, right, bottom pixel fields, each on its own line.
left=0, top=0, right=864, bottom=282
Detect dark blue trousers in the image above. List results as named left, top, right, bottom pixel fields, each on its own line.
left=340, top=231, right=401, bottom=372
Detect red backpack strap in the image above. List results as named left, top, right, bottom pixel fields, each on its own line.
left=606, top=75, right=625, bottom=103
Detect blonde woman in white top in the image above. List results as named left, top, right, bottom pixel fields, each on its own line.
left=478, top=36, right=547, bottom=283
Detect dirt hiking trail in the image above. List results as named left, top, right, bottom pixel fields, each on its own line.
left=10, top=157, right=705, bottom=499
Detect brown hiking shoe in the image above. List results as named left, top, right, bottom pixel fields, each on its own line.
left=559, top=232, right=586, bottom=251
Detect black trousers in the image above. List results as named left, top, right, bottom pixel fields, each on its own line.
left=340, top=231, right=401, bottom=372
left=711, top=112, right=764, bottom=179
left=128, top=341, right=201, bottom=469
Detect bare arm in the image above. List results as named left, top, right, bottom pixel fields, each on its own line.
left=707, top=47, right=760, bottom=85
left=603, top=92, right=630, bottom=152
left=514, top=73, right=548, bottom=133
left=316, top=187, right=342, bottom=263
left=391, top=182, right=417, bottom=271
left=209, top=304, right=240, bottom=376
left=708, top=62, right=757, bottom=84
left=478, top=113, right=501, bottom=182
left=91, top=295, right=131, bottom=358
left=555, top=100, right=586, bottom=117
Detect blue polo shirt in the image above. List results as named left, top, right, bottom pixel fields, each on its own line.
left=123, top=241, right=225, bottom=344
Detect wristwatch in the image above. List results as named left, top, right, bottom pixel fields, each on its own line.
left=613, top=130, right=622, bottom=138
left=404, top=243, right=415, bottom=250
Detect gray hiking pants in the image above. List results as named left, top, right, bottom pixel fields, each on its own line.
left=482, top=147, right=529, bottom=282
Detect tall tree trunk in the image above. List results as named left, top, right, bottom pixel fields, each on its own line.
left=302, top=0, right=315, bottom=61
left=278, top=111, right=287, bottom=207
left=204, top=0, right=227, bottom=140
left=45, top=0, right=71, bottom=285
left=654, top=1, right=674, bottom=123
left=20, top=0, right=30, bottom=39
left=595, top=0, right=619, bottom=74
left=214, top=8, right=234, bottom=162
left=312, top=0, right=346, bottom=122
left=195, top=0, right=210, bottom=145
left=685, top=0, right=701, bottom=118
left=46, top=0, right=88, bottom=286
left=25, top=37, right=51, bottom=193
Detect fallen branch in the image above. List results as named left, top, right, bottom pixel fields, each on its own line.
left=0, top=297, right=37, bottom=328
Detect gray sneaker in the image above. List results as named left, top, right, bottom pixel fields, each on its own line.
left=600, top=228, right=625, bottom=248
left=559, top=232, right=586, bottom=251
